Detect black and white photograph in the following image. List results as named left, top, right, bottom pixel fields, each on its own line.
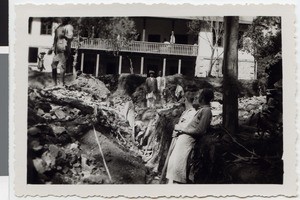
left=12, top=3, right=296, bottom=198
left=26, top=15, right=283, bottom=185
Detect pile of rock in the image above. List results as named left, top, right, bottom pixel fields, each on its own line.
left=209, top=95, right=266, bottom=126
left=68, top=73, right=110, bottom=101
left=27, top=82, right=135, bottom=184
left=30, top=141, right=105, bottom=184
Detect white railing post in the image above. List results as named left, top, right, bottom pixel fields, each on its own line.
left=118, top=55, right=122, bottom=74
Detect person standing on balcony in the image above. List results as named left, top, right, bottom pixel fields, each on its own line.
left=145, top=70, right=158, bottom=108
left=48, top=17, right=74, bottom=86
left=170, top=31, right=176, bottom=44
left=157, top=70, right=166, bottom=105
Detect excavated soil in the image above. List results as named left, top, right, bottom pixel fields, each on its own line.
left=27, top=71, right=283, bottom=184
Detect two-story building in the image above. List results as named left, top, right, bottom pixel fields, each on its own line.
left=27, top=16, right=256, bottom=79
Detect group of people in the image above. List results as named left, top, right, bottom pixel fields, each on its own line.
left=165, top=87, right=214, bottom=184
left=145, top=70, right=166, bottom=108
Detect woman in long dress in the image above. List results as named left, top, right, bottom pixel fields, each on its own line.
left=166, top=88, right=214, bottom=184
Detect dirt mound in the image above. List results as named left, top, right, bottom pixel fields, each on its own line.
left=131, top=74, right=214, bottom=106
left=27, top=84, right=148, bottom=184
left=28, top=70, right=74, bottom=89
left=116, top=74, right=146, bottom=96
left=28, top=70, right=54, bottom=89
left=98, top=74, right=119, bottom=92
left=68, top=73, right=110, bottom=101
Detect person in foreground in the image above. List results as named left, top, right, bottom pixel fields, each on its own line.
left=166, top=88, right=214, bottom=184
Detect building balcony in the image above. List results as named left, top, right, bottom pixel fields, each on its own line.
left=72, top=38, right=198, bottom=57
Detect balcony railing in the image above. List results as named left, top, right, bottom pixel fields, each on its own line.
left=72, top=38, right=198, bottom=57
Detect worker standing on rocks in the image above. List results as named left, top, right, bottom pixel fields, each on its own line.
left=156, top=70, right=166, bottom=105
left=166, top=88, right=213, bottom=184
left=145, top=70, right=158, bottom=108
left=48, top=17, right=74, bottom=87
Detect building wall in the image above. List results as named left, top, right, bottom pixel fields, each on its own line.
left=28, top=18, right=58, bottom=72
left=195, top=29, right=255, bottom=79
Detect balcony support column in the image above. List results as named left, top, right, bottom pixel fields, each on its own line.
left=163, top=58, right=166, bottom=77
left=80, top=53, right=84, bottom=72
left=118, top=55, right=122, bottom=74
left=178, top=59, right=182, bottom=74
left=95, top=54, right=100, bottom=77
left=140, top=57, right=144, bottom=74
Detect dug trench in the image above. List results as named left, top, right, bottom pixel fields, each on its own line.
left=27, top=70, right=283, bottom=184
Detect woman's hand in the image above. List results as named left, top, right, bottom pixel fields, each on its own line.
left=174, top=124, right=181, bottom=131
left=172, top=130, right=179, bottom=138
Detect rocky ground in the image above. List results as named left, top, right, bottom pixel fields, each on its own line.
left=27, top=70, right=283, bottom=184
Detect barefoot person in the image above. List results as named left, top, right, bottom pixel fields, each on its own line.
left=166, top=88, right=214, bottom=184
left=48, top=17, right=74, bottom=86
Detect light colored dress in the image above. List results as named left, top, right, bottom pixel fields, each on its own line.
left=156, top=76, right=166, bottom=94
left=166, top=105, right=212, bottom=183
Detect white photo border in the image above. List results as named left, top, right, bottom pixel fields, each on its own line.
left=12, top=3, right=297, bottom=198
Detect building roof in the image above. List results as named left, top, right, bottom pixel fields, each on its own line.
left=152, top=16, right=254, bottom=24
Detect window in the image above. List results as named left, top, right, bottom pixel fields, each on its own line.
left=28, top=17, right=33, bottom=34
left=40, top=18, right=53, bottom=35
left=28, top=47, right=38, bottom=63
left=174, top=34, right=188, bottom=44
left=148, top=35, right=161, bottom=42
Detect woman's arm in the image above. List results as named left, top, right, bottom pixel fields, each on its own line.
left=179, top=108, right=212, bottom=136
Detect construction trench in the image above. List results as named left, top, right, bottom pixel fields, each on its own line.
left=27, top=70, right=283, bottom=184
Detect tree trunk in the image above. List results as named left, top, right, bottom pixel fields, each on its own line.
left=207, top=46, right=216, bottom=77
left=222, top=16, right=239, bottom=135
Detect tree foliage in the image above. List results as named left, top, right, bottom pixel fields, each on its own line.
left=188, top=17, right=224, bottom=77
left=52, top=17, right=138, bottom=52
left=241, top=17, right=281, bottom=73
left=67, top=17, right=138, bottom=72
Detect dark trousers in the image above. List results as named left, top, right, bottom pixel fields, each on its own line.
left=52, top=68, right=57, bottom=85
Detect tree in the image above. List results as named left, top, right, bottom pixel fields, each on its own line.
left=104, top=18, right=138, bottom=74
left=73, top=17, right=138, bottom=74
left=222, top=16, right=239, bottom=135
left=188, top=17, right=224, bottom=77
left=241, top=17, right=281, bottom=79
left=49, top=17, right=138, bottom=75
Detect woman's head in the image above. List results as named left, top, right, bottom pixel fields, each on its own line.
left=184, top=85, right=198, bottom=103
left=198, top=88, right=214, bottom=105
